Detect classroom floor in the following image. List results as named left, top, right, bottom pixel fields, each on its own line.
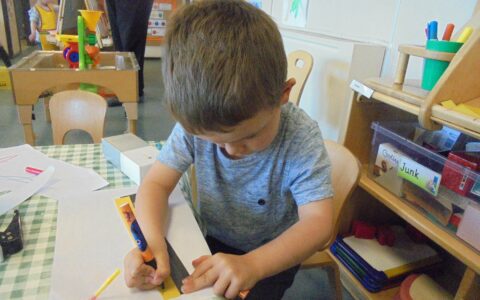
left=0, top=47, right=354, bottom=300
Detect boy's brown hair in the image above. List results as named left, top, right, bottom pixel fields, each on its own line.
left=163, top=0, right=287, bottom=133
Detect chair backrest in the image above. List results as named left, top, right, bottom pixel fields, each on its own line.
left=49, top=90, right=107, bottom=145
left=287, top=50, right=313, bottom=106
left=324, top=140, right=361, bottom=246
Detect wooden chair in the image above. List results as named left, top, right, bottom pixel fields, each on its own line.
left=300, top=140, right=361, bottom=300
left=287, top=50, right=313, bottom=106
left=49, top=90, right=107, bottom=145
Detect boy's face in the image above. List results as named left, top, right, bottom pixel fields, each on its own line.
left=196, top=79, right=295, bottom=159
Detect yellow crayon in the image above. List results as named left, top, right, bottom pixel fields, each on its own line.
left=89, top=268, right=121, bottom=300
left=457, top=27, right=473, bottom=43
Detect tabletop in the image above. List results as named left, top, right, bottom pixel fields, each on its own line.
left=0, top=143, right=163, bottom=299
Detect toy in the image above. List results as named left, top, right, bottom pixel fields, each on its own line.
left=57, top=10, right=103, bottom=70
left=376, top=226, right=396, bottom=246
left=352, top=221, right=376, bottom=239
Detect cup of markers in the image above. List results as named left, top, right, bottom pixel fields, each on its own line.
left=421, top=21, right=473, bottom=91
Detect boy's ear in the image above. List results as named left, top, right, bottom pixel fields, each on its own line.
left=280, top=78, right=296, bottom=105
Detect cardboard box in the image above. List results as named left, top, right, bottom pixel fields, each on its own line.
left=120, top=146, right=159, bottom=185
left=102, top=134, right=148, bottom=169
left=457, top=203, right=480, bottom=251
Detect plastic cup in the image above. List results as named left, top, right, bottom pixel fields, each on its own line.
left=421, top=40, right=463, bottom=91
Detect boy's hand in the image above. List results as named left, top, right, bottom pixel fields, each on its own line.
left=28, top=33, right=36, bottom=43
left=124, top=248, right=170, bottom=290
left=181, top=253, right=261, bottom=299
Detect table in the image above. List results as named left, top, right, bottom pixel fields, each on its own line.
left=0, top=143, right=165, bottom=299
left=9, top=51, right=140, bottom=145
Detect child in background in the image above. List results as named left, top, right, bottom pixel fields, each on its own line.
left=28, top=0, right=58, bottom=50
left=124, top=1, right=334, bottom=299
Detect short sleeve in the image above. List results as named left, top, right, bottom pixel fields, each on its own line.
left=28, top=7, right=39, bottom=23
left=287, top=125, right=333, bottom=205
left=157, top=123, right=194, bottom=174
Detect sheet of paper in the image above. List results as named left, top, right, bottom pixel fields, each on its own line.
left=343, top=226, right=439, bottom=272
left=50, top=185, right=214, bottom=300
left=0, top=144, right=108, bottom=199
left=0, top=166, right=54, bottom=215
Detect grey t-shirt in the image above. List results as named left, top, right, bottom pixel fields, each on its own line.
left=158, top=102, right=333, bottom=251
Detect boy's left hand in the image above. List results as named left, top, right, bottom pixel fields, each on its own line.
left=181, top=253, right=260, bottom=299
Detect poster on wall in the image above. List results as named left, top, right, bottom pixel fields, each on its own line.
left=247, top=0, right=262, bottom=9
left=283, top=0, right=309, bottom=28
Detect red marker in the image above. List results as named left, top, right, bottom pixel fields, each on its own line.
left=25, top=166, right=43, bottom=175
left=442, top=23, right=455, bottom=41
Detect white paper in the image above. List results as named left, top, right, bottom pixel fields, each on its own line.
left=343, top=226, right=438, bottom=272
left=50, top=185, right=214, bottom=299
left=0, top=144, right=108, bottom=199
left=0, top=166, right=54, bottom=215
left=283, top=0, right=309, bottom=28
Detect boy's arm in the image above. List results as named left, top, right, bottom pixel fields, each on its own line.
left=134, top=161, right=184, bottom=284
left=183, top=197, right=333, bottom=297
left=246, top=197, right=333, bottom=279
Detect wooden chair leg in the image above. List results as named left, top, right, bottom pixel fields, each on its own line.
left=327, top=263, right=343, bottom=300
left=44, top=96, right=51, bottom=122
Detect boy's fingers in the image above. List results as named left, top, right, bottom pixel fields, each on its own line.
left=190, top=256, right=213, bottom=279
left=212, top=275, right=231, bottom=297
left=192, top=255, right=210, bottom=267
left=132, top=264, right=155, bottom=279
left=182, top=268, right=217, bottom=293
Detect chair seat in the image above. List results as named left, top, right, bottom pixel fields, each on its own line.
left=302, top=250, right=336, bottom=268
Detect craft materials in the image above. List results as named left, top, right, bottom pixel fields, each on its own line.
left=442, top=23, right=455, bottom=41
left=457, top=26, right=473, bottom=43
left=25, top=166, right=43, bottom=175
left=115, top=196, right=157, bottom=269
left=89, top=268, right=121, bottom=300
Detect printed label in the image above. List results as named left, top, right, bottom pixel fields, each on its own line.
left=350, top=80, right=374, bottom=98
left=398, top=157, right=441, bottom=196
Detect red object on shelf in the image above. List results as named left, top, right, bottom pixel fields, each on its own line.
left=441, top=152, right=480, bottom=196
left=377, top=226, right=396, bottom=246
left=352, top=221, right=376, bottom=239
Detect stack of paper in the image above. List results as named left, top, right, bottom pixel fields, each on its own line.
left=0, top=145, right=108, bottom=196
left=330, top=226, right=441, bottom=292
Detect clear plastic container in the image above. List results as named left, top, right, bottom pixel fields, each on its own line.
left=369, top=122, right=480, bottom=232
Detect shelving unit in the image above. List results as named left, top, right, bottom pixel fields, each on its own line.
left=338, top=6, right=480, bottom=300
left=328, top=250, right=400, bottom=300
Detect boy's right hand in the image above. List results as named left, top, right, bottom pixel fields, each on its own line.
left=28, top=33, right=35, bottom=43
left=124, top=248, right=170, bottom=290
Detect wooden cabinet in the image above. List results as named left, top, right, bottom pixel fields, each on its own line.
left=338, top=8, right=480, bottom=300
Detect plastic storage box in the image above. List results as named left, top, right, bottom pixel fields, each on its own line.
left=369, top=122, right=480, bottom=232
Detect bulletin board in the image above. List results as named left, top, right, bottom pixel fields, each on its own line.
left=147, top=0, right=178, bottom=46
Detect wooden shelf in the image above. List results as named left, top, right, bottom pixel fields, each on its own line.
left=328, top=250, right=400, bottom=300
left=359, top=168, right=480, bottom=275
left=359, top=79, right=480, bottom=139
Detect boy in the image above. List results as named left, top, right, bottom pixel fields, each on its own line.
left=124, top=1, right=333, bottom=299
left=28, top=0, right=58, bottom=50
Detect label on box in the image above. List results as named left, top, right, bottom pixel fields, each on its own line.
left=350, top=80, right=374, bottom=98
left=375, top=143, right=403, bottom=172
left=398, top=157, right=441, bottom=196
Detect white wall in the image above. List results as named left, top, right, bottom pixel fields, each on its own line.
left=259, top=0, right=477, bottom=141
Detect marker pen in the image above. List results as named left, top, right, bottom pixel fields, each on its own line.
left=116, top=200, right=157, bottom=269
left=25, top=166, right=43, bottom=175
left=428, top=21, right=438, bottom=40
